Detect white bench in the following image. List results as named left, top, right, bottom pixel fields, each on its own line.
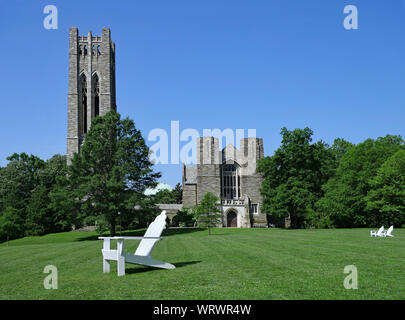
left=99, top=211, right=175, bottom=276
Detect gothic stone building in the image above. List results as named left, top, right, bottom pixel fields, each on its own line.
left=67, top=27, right=117, bottom=163
left=65, top=28, right=267, bottom=228
left=182, top=137, right=268, bottom=228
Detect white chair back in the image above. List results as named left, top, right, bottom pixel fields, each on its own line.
left=376, top=226, right=384, bottom=236
left=386, top=225, right=394, bottom=236
left=135, top=211, right=167, bottom=256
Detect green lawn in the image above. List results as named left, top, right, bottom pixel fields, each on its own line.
left=0, top=228, right=404, bottom=299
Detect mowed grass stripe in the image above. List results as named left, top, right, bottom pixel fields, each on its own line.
left=232, top=230, right=403, bottom=298
left=0, top=228, right=404, bottom=299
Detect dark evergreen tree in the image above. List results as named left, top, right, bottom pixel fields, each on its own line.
left=172, top=183, right=183, bottom=204
left=67, top=110, right=160, bottom=236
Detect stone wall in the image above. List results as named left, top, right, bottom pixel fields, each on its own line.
left=196, top=164, right=221, bottom=203
left=241, top=174, right=263, bottom=205
left=182, top=184, right=197, bottom=208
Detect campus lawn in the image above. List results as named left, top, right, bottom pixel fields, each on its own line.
left=0, top=227, right=404, bottom=300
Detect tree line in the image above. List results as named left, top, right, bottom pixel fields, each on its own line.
left=2, top=112, right=404, bottom=240
left=257, top=127, right=405, bottom=229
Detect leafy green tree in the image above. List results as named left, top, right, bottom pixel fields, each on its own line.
left=0, top=153, right=47, bottom=237
left=365, top=150, right=405, bottom=227
left=46, top=156, right=81, bottom=232
left=194, top=192, right=221, bottom=234
left=37, top=154, right=67, bottom=188
left=153, top=189, right=176, bottom=204
left=0, top=207, right=24, bottom=240
left=257, top=127, right=335, bottom=228
left=304, top=206, right=334, bottom=229
left=152, top=183, right=183, bottom=204
left=67, top=110, right=160, bottom=236
left=0, top=153, right=69, bottom=238
left=48, top=176, right=80, bottom=232
left=316, top=135, right=404, bottom=227
left=28, top=155, right=70, bottom=234
left=0, top=153, right=45, bottom=215
left=302, top=138, right=354, bottom=228
left=25, top=185, right=53, bottom=236
left=330, top=138, right=354, bottom=169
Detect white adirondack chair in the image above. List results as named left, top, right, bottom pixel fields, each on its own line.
left=380, top=225, right=394, bottom=237
left=99, top=211, right=175, bottom=276
left=370, top=226, right=384, bottom=237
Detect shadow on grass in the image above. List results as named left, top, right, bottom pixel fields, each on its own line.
left=163, top=228, right=206, bottom=236
left=76, top=227, right=205, bottom=242
left=125, top=260, right=202, bottom=275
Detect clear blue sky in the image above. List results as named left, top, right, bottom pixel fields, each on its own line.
left=1, top=0, right=405, bottom=187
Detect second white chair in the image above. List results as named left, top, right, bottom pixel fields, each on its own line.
left=370, top=226, right=384, bottom=237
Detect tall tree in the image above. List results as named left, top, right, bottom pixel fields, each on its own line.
left=257, top=127, right=335, bottom=228
left=67, top=110, right=160, bottom=236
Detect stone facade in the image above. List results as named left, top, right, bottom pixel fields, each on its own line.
left=67, top=27, right=117, bottom=164
left=182, top=137, right=268, bottom=228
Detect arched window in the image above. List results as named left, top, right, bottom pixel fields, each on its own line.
left=79, top=74, right=87, bottom=137
left=97, top=45, right=101, bottom=55
left=83, top=45, right=88, bottom=56
left=92, top=74, right=100, bottom=117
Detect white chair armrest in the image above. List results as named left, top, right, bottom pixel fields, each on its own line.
left=99, top=236, right=164, bottom=240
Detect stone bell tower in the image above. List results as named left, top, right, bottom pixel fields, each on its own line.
left=67, top=27, right=117, bottom=164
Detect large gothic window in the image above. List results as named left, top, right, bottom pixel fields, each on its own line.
left=221, top=163, right=241, bottom=199
left=92, top=74, right=100, bottom=117
left=79, top=74, right=87, bottom=138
